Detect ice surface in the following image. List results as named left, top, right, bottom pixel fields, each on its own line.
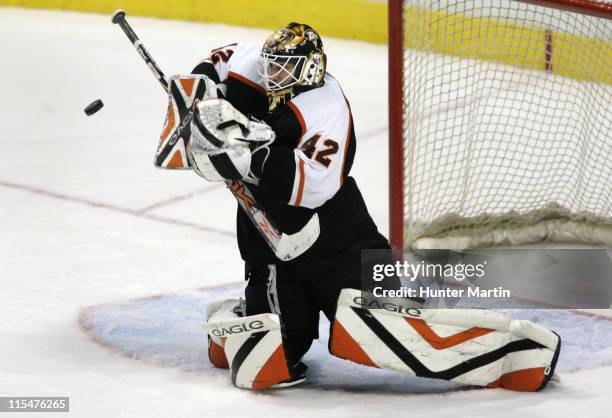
left=0, top=7, right=611, bottom=418
left=80, top=283, right=612, bottom=373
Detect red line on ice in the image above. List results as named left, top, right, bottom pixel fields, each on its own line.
left=136, top=184, right=222, bottom=214
left=0, top=180, right=234, bottom=238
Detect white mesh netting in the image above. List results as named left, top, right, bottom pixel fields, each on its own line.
left=401, top=0, right=612, bottom=249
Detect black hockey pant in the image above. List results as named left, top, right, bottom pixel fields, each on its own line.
left=244, top=233, right=390, bottom=367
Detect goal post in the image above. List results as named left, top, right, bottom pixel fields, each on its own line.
left=388, top=0, right=612, bottom=250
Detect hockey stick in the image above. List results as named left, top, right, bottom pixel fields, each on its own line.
left=111, top=9, right=320, bottom=261
left=112, top=10, right=168, bottom=91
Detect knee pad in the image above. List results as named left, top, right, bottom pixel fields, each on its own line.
left=204, top=299, right=293, bottom=389
left=329, top=289, right=560, bottom=391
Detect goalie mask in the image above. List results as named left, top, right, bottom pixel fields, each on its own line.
left=258, top=22, right=327, bottom=111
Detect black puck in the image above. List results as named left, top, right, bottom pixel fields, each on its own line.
left=84, top=99, right=104, bottom=116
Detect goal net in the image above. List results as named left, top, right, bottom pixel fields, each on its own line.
left=388, top=0, right=612, bottom=250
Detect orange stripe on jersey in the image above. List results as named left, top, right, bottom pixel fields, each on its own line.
left=339, top=113, right=353, bottom=186
left=228, top=71, right=266, bottom=95
left=337, top=82, right=353, bottom=186
left=294, top=158, right=306, bottom=207
left=287, top=101, right=306, bottom=138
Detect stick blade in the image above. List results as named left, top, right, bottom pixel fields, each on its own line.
left=274, top=214, right=320, bottom=261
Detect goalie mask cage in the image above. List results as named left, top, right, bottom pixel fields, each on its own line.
left=388, top=0, right=612, bottom=250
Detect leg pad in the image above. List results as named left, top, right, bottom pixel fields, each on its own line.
left=205, top=299, right=292, bottom=389
left=329, top=289, right=560, bottom=391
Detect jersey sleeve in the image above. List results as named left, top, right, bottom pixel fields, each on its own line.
left=192, top=42, right=268, bottom=119
left=259, top=76, right=356, bottom=209
left=192, top=43, right=263, bottom=86
left=191, top=43, right=235, bottom=83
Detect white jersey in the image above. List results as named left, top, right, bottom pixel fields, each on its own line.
left=193, top=42, right=383, bottom=266
left=194, top=42, right=266, bottom=94
left=286, top=75, right=353, bottom=209
left=193, top=42, right=355, bottom=211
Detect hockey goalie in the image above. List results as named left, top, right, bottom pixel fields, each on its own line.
left=157, top=23, right=560, bottom=391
